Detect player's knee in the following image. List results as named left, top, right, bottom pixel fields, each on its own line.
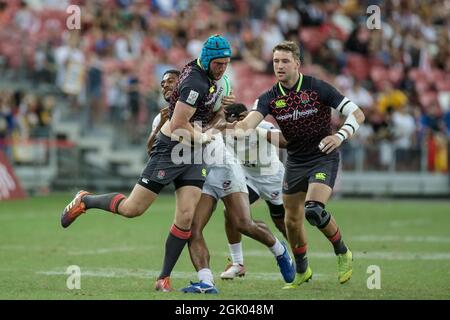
left=175, top=208, right=195, bottom=228
left=120, top=205, right=145, bottom=217
left=234, top=217, right=253, bottom=234
left=285, top=216, right=298, bottom=230
left=304, top=201, right=330, bottom=228
left=285, top=209, right=302, bottom=224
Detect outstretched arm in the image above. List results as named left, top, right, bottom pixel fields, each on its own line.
left=233, top=111, right=265, bottom=135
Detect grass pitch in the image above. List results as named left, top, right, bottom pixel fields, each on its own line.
left=0, top=193, right=449, bottom=300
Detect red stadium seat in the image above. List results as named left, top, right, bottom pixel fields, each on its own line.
left=233, top=62, right=275, bottom=106
left=300, top=27, right=326, bottom=54
left=346, top=53, right=370, bottom=81
left=388, top=66, right=404, bottom=87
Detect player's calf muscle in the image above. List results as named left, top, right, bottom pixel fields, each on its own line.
left=118, top=203, right=145, bottom=217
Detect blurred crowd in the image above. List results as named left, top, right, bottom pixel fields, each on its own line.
left=0, top=0, right=449, bottom=172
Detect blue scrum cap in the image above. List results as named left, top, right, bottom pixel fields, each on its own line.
left=199, top=35, right=232, bottom=71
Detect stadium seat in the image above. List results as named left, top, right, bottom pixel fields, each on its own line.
left=300, top=27, right=326, bottom=53
left=346, top=53, right=370, bottom=81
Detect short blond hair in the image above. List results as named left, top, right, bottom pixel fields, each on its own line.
left=273, top=41, right=301, bottom=61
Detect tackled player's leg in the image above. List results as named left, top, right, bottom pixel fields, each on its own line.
left=265, top=200, right=287, bottom=239
left=220, top=186, right=260, bottom=280
left=222, top=192, right=295, bottom=283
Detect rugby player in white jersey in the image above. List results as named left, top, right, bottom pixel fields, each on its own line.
left=180, top=87, right=295, bottom=294
left=219, top=103, right=289, bottom=280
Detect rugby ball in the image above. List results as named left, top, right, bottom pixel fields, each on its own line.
left=213, top=74, right=231, bottom=112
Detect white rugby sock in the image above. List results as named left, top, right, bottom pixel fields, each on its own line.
left=228, top=242, right=244, bottom=265
left=198, top=268, right=214, bottom=286
left=269, top=238, right=285, bottom=257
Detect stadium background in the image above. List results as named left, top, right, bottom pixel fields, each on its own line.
left=0, top=0, right=449, bottom=300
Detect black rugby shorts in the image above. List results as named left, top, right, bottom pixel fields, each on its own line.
left=282, top=152, right=339, bottom=194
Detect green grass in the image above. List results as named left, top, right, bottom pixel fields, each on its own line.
left=0, top=194, right=449, bottom=300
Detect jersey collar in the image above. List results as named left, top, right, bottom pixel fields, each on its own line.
left=197, top=58, right=215, bottom=82
left=196, top=58, right=204, bottom=70
left=278, top=73, right=303, bottom=96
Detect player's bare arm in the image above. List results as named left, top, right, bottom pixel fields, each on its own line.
left=319, top=103, right=365, bottom=154
left=232, top=110, right=264, bottom=136
left=165, top=100, right=213, bottom=144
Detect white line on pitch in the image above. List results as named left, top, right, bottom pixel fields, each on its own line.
left=228, top=250, right=450, bottom=260
left=36, top=268, right=329, bottom=281
left=351, top=235, right=450, bottom=243
left=388, top=219, right=430, bottom=227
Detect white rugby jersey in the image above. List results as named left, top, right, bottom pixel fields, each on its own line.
left=230, top=120, right=283, bottom=176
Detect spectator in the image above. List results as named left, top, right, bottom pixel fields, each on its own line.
left=0, top=0, right=448, bottom=173
left=85, top=53, right=104, bottom=129
left=345, top=79, right=374, bottom=110
left=392, top=106, right=418, bottom=170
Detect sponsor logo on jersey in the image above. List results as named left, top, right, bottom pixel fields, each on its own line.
left=293, top=108, right=318, bottom=120
left=275, top=99, right=286, bottom=108
left=276, top=113, right=293, bottom=121
left=187, top=90, right=199, bottom=105
left=275, top=107, right=318, bottom=122
left=315, top=172, right=327, bottom=181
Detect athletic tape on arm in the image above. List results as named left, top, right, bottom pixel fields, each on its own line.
left=334, top=98, right=360, bottom=141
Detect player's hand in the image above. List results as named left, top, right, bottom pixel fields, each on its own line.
left=160, top=107, right=169, bottom=122
left=319, top=135, right=342, bottom=154
left=226, top=120, right=237, bottom=129
left=201, top=129, right=216, bottom=144
left=221, top=90, right=235, bottom=106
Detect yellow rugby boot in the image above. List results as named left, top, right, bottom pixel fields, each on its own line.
left=282, top=266, right=313, bottom=289
left=338, top=249, right=353, bottom=284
